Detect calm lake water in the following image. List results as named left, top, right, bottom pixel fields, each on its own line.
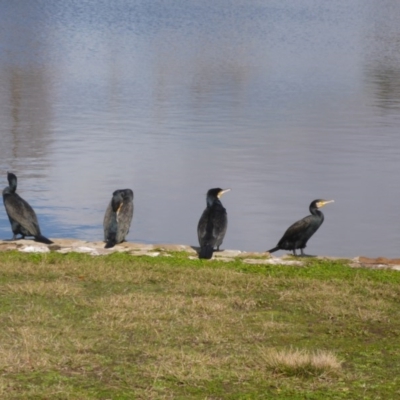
left=1, top=1, right=400, bottom=258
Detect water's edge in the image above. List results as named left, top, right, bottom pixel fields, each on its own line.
left=0, top=239, right=399, bottom=271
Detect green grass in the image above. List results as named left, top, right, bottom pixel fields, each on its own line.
left=0, top=251, right=399, bottom=399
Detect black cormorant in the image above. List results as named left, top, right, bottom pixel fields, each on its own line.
left=2, top=172, right=53, bottom=244
left=267, top=199, right=334, bottom=256
left=103, top=189, right=134, bottom=248
left=197, top=188, right=230, bottom=259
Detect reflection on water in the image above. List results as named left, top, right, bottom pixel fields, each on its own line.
left=1, top=1, right=400, bottom=257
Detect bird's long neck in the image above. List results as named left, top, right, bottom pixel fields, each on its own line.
left=310, top=206, right=324, bottom=221
left=207, top=197, right=221, bottom=208
left=112, top=195, right=123, bottom=212
left=8, top=180, right=17, bottom=193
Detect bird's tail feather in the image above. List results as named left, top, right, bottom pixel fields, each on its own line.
left=199, top=245, right=214, bottom=259
left=105, top=232, right=117, bottom=249
left=267, top=246, right=279, bottom=254
left=35, top=235, right=53, bottom=245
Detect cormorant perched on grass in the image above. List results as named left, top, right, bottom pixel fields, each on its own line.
left=2, top=172, right=53, bottom=244
left=267, top=199, right=334, bottom=256
left=197, top=188, right=230, bottom=259
left=103, top=189, right=134, bottom=248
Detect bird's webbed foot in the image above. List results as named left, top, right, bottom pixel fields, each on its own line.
left=299, top=249, right=316, bottom=257
left=5, top=234, right=22, bottom=241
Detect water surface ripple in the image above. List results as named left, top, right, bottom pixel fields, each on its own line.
left=1, top=1, right=400, bottom=257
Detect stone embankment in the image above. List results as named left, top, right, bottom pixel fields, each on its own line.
left=0, top=239, right=399, bottom=271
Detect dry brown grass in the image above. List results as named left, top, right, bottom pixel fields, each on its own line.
left=260, top=347, right=342, bottom=377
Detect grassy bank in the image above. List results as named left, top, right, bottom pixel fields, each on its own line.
left=0, top=251, right=399, bottom=399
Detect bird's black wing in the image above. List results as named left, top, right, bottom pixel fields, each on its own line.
left=4, top=194, right=41, bottom=236
left=103, top=201, right=116, bottom=243
left=279, top=215, right=313, bottom=243
left=197, top=208, right=210, bottom=246
left=197, top=208, right=216, bottom=259
left=116, top=199, right=134, bottom=243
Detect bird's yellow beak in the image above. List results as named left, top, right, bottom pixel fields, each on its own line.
left=217, top=189, right=231, bottom=198
left=317, top=200, right=334, bottom=208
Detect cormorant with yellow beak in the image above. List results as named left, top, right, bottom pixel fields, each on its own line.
left=267, top=199, right=334, bottom=256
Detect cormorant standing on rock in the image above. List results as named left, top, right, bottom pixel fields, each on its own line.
left=2, top=172, right=53, bottom=244
left=267, top=199, right=334, bottom=256
left=197, top=188, right=230, bottom=259
left=103, top=189, right=134, bottom=248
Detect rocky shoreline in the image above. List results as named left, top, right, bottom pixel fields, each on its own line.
left=0, top=238, right=399, bottom=271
